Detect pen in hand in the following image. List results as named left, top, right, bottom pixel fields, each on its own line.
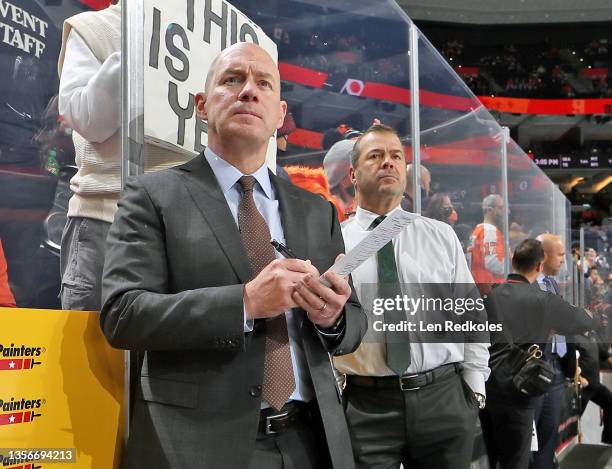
left=270, top=239, right=298, bottom=259
left=270, top=239, right=333, bottom=287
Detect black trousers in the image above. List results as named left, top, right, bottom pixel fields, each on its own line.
left=582, top=382, right=612, bottom=444
left=344, top=371, right=478, bottom=469
left=531, top=361, right=565, bottom=469
left=481, top=400, right=535, bottom=469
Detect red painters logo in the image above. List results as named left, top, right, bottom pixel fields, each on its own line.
left=0, top=398, right=44, bottom=427
left=3, top=463, right=42, bottom=469
left=0, top=344, right=44, bottom=372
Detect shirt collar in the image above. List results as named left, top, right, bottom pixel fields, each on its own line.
left=204, top=147, right=274, bottom=199
left=508, top=273, right=531, bottom=284
left=536, top=272, right=546, bottom=283
left=354, top=203, right=403, bottom=231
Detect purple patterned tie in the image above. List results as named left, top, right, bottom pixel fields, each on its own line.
left=238, top=176, right=295, bottom=410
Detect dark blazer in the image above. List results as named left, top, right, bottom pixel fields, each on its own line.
left=484, top=274, right=595, bottom=405
left=101, top=154, right=367, bottom=469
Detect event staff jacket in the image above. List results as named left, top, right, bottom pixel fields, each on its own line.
left=484, top=274, right=595, bottom=404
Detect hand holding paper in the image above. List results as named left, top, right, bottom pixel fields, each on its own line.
left=319, top=210, right=419, bottom=286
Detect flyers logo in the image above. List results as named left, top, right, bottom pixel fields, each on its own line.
left=340, top=78, right=365, bottom=96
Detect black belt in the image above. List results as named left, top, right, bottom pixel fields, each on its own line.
left=258, top=401, right=313, bottom=435
left=347, top=363, right=459, bottom=391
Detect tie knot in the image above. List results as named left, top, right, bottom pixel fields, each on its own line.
left=543, top=276, right=556, bottom=293
left=369, top=215, right=386, bottom=230
left=239, top=175, right=256, bottom=193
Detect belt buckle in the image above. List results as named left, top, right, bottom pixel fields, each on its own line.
left=265, top=410, right=289, bottom=435
left=399, top=374, right=420, bottom=391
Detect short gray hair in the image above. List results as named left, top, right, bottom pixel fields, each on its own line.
left=482, top=194, right=502, bottom=212
left=323, top=139, right=355, bottom=189
left=351, top=124, right=400, bottom=168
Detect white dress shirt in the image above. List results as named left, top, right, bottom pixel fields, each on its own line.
left=204, top=148, right=315, bottom=404
left=334, top=205, right=490, bottom=395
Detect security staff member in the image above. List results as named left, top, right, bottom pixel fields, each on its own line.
left=481, top=238, right=594, bottom=469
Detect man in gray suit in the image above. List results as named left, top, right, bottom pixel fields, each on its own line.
left=101, top=42, right=366, bottom=468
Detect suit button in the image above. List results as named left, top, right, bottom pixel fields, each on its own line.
left=249, top=385, right=262, bottom=397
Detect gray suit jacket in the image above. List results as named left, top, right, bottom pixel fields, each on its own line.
left=101, top=154, right=366, bottom=468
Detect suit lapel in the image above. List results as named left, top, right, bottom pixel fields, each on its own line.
left=179, top=154, right=252, bottom=283
left=272, top=173, right=308, bottom=261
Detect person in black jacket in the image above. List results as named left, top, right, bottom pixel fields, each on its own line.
left=576, top=327, right=612, bottom=444
left=480, top=238, right=594, bottom=469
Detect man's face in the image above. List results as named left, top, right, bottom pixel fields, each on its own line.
left=586, top=249, right=597, bottom=264
left=490, top=198, right=504, bottom=227
left=196, top=43, right=286, bottom=146
left=543, top=240, right=566, bottom=276
left=334, top=176, right=356, bottom=206
left=349, top=131, right=406, bottom=205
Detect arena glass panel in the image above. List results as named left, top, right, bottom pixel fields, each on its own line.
left=506, top=138, right=556, bottom=244
left=0, top=0, right=114, bottom=309
left=553, top=188, right=575, bottom=302
left=415, top=28, right=509, bottom=280
left=143, top=0, right=410, bottom=220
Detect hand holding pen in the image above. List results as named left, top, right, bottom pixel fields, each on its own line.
left=271, top=239, right=350, bottom=328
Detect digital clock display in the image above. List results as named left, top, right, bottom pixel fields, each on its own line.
left=534, top=155, right=611, bottom=169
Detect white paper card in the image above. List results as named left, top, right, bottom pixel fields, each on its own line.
left=320, top=210, right=419, bottom=286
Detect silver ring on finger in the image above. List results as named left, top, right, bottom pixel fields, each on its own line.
left=317, top=301, right=328, bottom=312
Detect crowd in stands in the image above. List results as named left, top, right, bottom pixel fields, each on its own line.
left=266, top=11, right=612, bottom=101
left=440, top=37, right=612, bottom=99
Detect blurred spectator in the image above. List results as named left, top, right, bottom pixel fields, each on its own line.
left=275, top=111, right=296, bottom=180
left=425, top=192, right=457, bottom=225
left=58, top=1, right=189, bottom=311
left=402, top=163, right=431, bottom=212
left=57, top=2, right=122, bottom=311
left=0, top=1, right=60, bottom=167
left=321, top=124, right=362, bottom=150
left=469, top=194, right=506, bottom=287
left=585, top=248, right=598, bottom=272
left=276, top=111, right=296, bottom=154
left=572, top=242, right=581, bottom=264
left=576, top=327, right=612, bottom=445
left=283, top=165, right=345, bottom=222
left=0, top=0, right=62, bottom=308
left=323, top=139, right=357, bottom=217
